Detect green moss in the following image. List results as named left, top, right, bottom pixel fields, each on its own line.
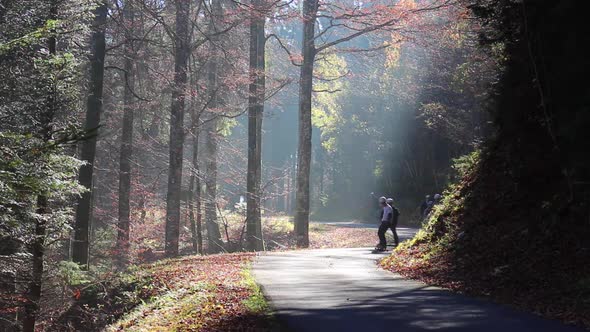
left=241, top=267, right=270, bottom=314
left=388, top=151, right=477, bottom=270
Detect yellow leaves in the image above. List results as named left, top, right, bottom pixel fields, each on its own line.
left=442, top=19, right=469, bottom=47
left=322, top=136, right=337, bottom=153
left=312, top=53, right=348, bottom=141
left=396, top=0, right=417, bottom=11
left=385, top=42, right=402, bottom=69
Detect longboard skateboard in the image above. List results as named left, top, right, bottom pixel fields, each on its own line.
left=371, top=243, right=397, bottom=253
left=371, top=245, right=389, bottom=253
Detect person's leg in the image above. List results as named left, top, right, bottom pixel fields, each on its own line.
left=390, top=224, right=399, bottom=246
left=377, top=222, right=388, bottom=248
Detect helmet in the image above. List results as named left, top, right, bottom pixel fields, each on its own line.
left=378, top=196, right=386, bottom=204
left=386, top=198, right=394, bottom=204
left=434, top=194, right=441, bottom=200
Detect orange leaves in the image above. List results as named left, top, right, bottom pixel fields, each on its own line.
left=309, top=225, right=377, bottom=249
left=106, top=253, right=266, bottom=331
left=73, top=288, right=81, bottom=300
left=398, top=0, right=417, bottom=11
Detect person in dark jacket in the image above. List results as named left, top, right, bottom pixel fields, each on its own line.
left=376, top=197, right=392, bottom=251
left=386, top=198, right=400, bottom=246
left=420, top=195, right=431, bottom=217
left=421, top=195, right=435, bottom=219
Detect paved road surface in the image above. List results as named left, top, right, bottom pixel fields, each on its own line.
left=253, top=241, right=583, bottom=331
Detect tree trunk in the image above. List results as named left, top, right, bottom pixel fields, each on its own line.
left=246, top=0, right=266, bottom=251
left=22, top=3, right=58, bottom=328
left=288, top=155, right=296, bottom=214
left=194, top=124, right=203, bottom=255
left=73, top=1, right=107, bottom=267
left=116, top=0, right=135, bottom=265
left=294, top=0, right=318, bottom=248
left=279, top=161, right=290, bottom=213
left=205, top=119, right=223, bottom=253
left=204, top=0, right=224, bottom=254
left=187, top=50, right=203, bottom=255
left=196, top=174, right=203, bottom=254
left=187, top=176, right=197, bottom=252
left=165, top=0, right=190, bottom=258
left=187, top=129, right=202, bottom=254
left=22, top=197, right=47, bottom=332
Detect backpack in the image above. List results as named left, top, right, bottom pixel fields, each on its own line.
left=392, top=206, right=400, bottom=223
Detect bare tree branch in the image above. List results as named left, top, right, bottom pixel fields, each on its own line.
left=105, top=65, right=151, bottom=102
left=266, top=33, right=301, bottom=66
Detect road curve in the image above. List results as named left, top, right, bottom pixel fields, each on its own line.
left=253, top=247, right=584, bottom=332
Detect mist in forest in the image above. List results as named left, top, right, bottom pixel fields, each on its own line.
left=11, top=0, right=576, bottom=328
left=259, top=9, right=496, bottom=222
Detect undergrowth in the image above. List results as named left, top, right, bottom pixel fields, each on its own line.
left=382, top=148, right=590, bottom=328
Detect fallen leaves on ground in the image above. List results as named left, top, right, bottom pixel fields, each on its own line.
left=380, top=158, right=590, bottom=330
left=265, top=222, right=383, bottom=250
left=56, top=221, right=383, bottom=331
left=106, top=253, right=277, bottom=332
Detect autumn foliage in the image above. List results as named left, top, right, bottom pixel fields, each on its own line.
left=54, top=253, right=279, bottom=331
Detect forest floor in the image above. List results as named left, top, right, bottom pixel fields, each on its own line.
left=52, top=220, right=392, bottom=331
left=52, top=220, right=586, bottom=332
left=105, top=222, right=389, bottom=331
left=261, top=219, right=403, bottom=250
left=104, top=253, right=277, bottom=332
left=52, top=253, right=278, bottom=331
left=130, top=216, right=401, bottom=262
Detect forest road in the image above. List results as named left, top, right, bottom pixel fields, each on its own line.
left=253, top=246, right=584, bottom=331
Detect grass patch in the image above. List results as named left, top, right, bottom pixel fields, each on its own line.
left=107, top=286, right=211, bottom=332
left=241, top=268, right=269, bottom=314
left=98, top=253, right=283, bottom=331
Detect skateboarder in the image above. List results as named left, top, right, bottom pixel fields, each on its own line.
left=375, top=197, right=392, bottom=251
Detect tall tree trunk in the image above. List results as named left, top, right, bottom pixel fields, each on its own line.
left=205, top=119, right=223, bottom=253
left=204, top=0, right=224, bottom=254
left=187, top=177, right=197, bottom=252
left=246, top=0, right=266, bottom=251
left=22, top=3, right=58, bottom=328
left=187, top=128, right=202, bottom=254
left=284, top=168, right=289, bottom=213
left=73, top=1, right=107, bottom=267
left=116, top=0, right=135, bottom=266
left=288, top=155, right=296, bottom=214
left=187, top=55, right=203, bottom=255
left=294, top=0, right=318, bottom=248
left=165, top=0, right=190, bottom=258
left=22, top=197, right=48, bottom=332
left=195, top=171, right=203, bottom=254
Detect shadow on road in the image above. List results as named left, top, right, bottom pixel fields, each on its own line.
left=254, top=247, right=584, bottom=332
